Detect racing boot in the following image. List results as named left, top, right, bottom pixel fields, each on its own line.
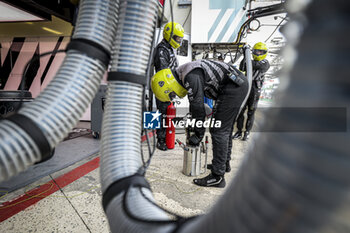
left=193, top=173, right=226, bottom=188
left=233, top=131, right=242, bottom=140
left=242, top=131, right=250, bottom=141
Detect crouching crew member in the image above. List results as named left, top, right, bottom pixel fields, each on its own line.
left=151, top=60, right=249, bottom=188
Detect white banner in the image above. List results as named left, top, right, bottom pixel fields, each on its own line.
left=191, top=0, right=247, bottom=44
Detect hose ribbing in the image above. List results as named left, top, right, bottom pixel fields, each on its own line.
left=100, top=81, right=144, bottom=189
left=0, top=121, right=40, bottom=181
left=0, top=0, right=119, bottom=183
left=20, top=53, right=105, bottom=147
left=100, top=1, right=177, bottom=232
left=101, top=0, right=158, bottom=193
left=72, top=0, right=119, bottom=52
left=109, top=0, right=158, bottom=74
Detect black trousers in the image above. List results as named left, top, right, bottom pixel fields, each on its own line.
left=236, top=86, right=261, bottom=132
left=210, top=79, right=249, bottom=176
left=155, top=99, right=170, bottom=142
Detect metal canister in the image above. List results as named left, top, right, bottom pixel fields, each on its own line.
left=183, top=146, right=202, bottom=176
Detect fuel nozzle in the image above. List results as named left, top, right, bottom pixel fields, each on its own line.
left=176, top=139, right=189, bottom=151
left=200, top=142, right=205, bottom=153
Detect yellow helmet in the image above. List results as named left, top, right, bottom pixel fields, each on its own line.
left=151, top=69, right=187, bottom=102
left=163, top=22, right=184, bottom=49
left=252, top=42, right=268, bottom=61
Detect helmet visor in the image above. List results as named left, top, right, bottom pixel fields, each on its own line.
left=253, top=49, right=267, bottom=56
left=172, top=35, right=183, bottom=44
left=168, top=91, right=177, bottom=101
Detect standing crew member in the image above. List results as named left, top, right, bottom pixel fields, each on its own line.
left=151, top=60, right=249, bottom=188
left=153, top=22, right=184, bottom=151
left=233, top=42, right=270, bottom=141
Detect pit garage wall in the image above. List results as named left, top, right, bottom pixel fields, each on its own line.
left=191, top=0, right=247, bottom=44
left=0, top=36, right=107, bottom=120
left=0, top=36, right=69, bottom=97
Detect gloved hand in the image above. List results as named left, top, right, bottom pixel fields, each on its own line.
left=188, top=134, right=202, bottom=147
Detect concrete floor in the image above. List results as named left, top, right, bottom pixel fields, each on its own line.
left=0, top=123, right=253, bottom=232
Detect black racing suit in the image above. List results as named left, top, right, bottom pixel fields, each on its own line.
left=174, top=60, right=249, bottom=176
left=236, top=58, right=270, bottom=132
left=153, top=39, right=179, bottom=143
